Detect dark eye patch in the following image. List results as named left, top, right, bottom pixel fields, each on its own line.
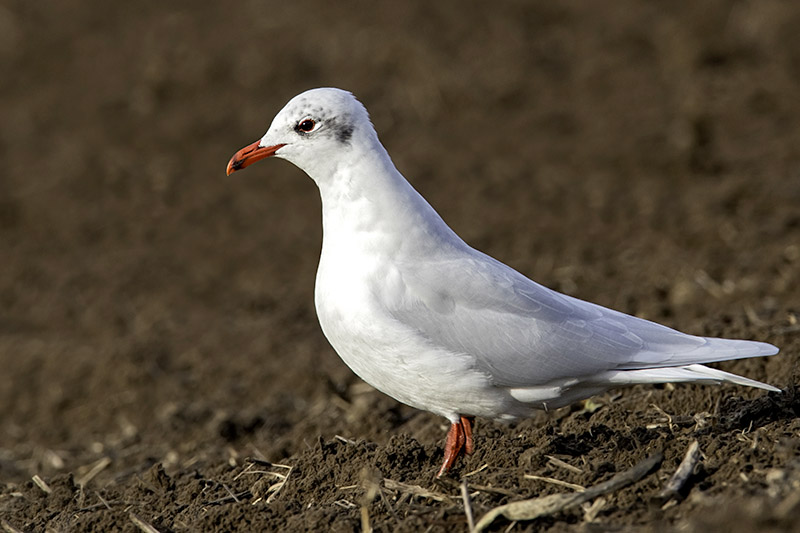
left=336, top=124, right=353, bottom=144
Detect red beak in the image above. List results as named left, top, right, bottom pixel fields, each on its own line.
left=226, top=140, right=286, bottom=175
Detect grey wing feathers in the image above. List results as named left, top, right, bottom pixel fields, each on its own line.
left=392, top=250, right=778, bottom=387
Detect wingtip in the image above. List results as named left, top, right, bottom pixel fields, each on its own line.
left=764, top=342, right=780, bottom=356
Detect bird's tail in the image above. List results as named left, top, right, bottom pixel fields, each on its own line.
left=602, top=363, right=780, bottom=392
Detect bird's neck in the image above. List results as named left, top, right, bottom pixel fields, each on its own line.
left=316, top=141, right=464, bottom=259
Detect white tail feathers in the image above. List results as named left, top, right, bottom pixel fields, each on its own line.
left=604, top=363, right=780, bottom=392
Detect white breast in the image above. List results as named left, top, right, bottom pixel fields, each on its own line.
left=313, top=223, right=510, bottom=421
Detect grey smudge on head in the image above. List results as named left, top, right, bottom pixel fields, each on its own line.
left=336, top=123, right=354, bottom=144
left=291, top=99, right=355, bottom=145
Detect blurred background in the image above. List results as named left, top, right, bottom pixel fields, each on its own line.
left=1, top=0, right=799, bottom=529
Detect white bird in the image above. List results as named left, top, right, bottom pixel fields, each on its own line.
left=227, top=88, right=780, bottom=476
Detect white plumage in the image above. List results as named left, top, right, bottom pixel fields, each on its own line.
left=227, top=88, right=779, bottom=475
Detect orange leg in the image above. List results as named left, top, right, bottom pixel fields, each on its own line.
left=436, top=416, right=475, bottom=477
left=461, top=415, right=475, bottom=455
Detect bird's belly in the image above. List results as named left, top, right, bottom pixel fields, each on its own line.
left=314, top=263, right=508, bottom=420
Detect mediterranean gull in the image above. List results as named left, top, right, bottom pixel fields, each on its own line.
left=227, top=88, right=780, bottom=476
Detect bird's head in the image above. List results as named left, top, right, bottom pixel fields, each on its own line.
left=226, top=88, right=375, bottom=180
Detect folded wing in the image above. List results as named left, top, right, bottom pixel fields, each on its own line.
left=389, top=249, right=778, bottom=389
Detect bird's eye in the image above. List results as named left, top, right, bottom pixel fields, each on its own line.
left=296, top=118, right=316, bottom=133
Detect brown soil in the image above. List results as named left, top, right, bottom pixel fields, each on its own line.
left=2, top=1, right=800, bottom=531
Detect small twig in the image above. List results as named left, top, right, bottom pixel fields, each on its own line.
left=265, top=465, right=293, bottom=503
left=78, top=457, right=112, bottom=487
left=467, top=484, right=519, bottom=498
left=383, top=479, right=452, bottom=503
left=744, top=306, right=765, bottom=326
left=32, top=475, right=52, bottom=494
left=333, top=499, right=357, bottom=509
left=245, top=458, right=276, bottom=467
left=775, top=490, right=800, bottom=519
left=524, top=475, right=585, bottom=492
left=129, top=513, right=161, bottom=533
left=334, top=435, right=358, bottom=445
left=204, top=490, right=252, bottom=506
left=222, top=483, right=241, bottom=503
left=236, top=457, right=292, bottom=474
left=360, top=506, right=372, bottom=533
left=1, top=520, right=25, bottom=533
left=650, top=404, right=676, bottom=432
left=378, top=483, right=401, bottom=526
left=238, top=469, right=288, bottom=479
left=233, top=462, right=255, bottom=481
left=243, top=461, right=293, bottom=505
left=464, top=464, right=489, bottom=477
left=545, top=455, right=583, bottom=474
left=694, top=270, right=724, bottom=298
left=657, top=440, right=701, bottom=507
left=96, top=491, right=112, bottom=510
left=474, top=453, right=663, bottom=532
left=582, top=496, right=606, bottom=522
left=360, top=472, right=379, bottom=533
left=775, top=323, right=800, bottom=335
left=461, top=480, right=475, bottom=532
left=76, top=500, right=130, bottom=513
left=394, top=492, right=411, bottom=507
